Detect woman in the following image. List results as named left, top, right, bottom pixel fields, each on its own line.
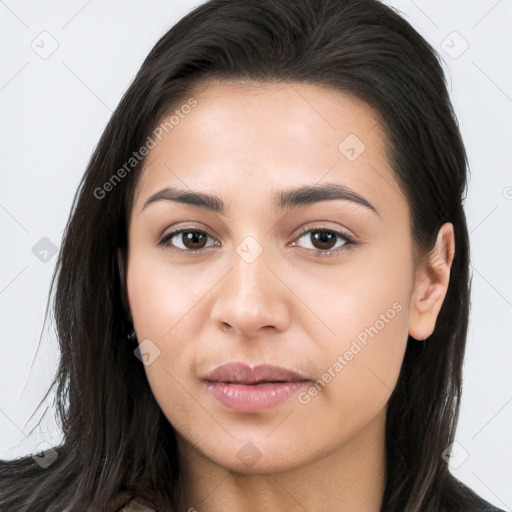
left=0, top=0, right=505, bottom=510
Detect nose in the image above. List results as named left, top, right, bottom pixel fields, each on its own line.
left=210, top=245, right=291, bottom=337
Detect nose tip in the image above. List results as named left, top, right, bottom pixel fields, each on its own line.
left=210, top=251, right=291, bottom=337
left=218, top=318, right=276, bottom=337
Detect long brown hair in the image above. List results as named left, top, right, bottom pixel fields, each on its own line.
left=0, top=1, right=498, bottom=510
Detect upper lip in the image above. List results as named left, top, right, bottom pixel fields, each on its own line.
left=203, top=362, right=310, bottom=384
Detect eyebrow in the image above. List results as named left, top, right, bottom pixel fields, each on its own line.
left=141, top=182, right=380, bottom=217
left=142, top=187, right=224, bottom=213
left=274, top=183, right=380, bottom=216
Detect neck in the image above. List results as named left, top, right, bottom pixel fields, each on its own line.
left=174, top=408, right=387, bottom=512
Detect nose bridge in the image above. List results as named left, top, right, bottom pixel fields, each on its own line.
left=232, top=241, right=269, bottom=303
left=211, top=236, right=290, bottom=335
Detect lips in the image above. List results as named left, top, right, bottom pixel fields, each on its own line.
left=202, top=362, right=311, bottom=412
left=203, top=362, right=309, bottom=385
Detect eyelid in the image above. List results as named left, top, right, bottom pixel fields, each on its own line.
left=159, top=226, right=220, bottom=253
left=290, top=225, right=356, bottom=257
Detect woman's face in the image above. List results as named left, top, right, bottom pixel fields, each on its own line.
left=126, top=81, right=425, bottom=474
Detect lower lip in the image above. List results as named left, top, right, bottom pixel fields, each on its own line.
left=203, top=381, right=308, bottom=412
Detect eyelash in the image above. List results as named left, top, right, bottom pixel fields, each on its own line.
left=294, top=226, right=355, bottom=257
left=158, top=226, right=356, bottom=258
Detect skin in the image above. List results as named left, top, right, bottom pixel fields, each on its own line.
left=124, top=81, right=455, bottom=512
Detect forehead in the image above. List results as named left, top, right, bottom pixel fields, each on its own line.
left=132, top=80, right=403, bottom=216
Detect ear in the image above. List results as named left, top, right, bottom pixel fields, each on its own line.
left=408, top=223, right=455, bottom=341
left=117, top=247, right=132, bottom=323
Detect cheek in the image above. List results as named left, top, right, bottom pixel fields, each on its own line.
left=292, top=240, right=413, bottom=423
left=125, top=252, right=217, bottom=419
left=126, top=252, right=211, bottom=339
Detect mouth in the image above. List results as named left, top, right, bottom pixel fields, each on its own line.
left=202, top=361, right=309, bottom=384
left=219, top=380, right=294, bottom=385
left=202, top=362, right=311, bottom=412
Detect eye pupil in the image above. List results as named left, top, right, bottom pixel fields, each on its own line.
left=311, top=230, right=336, bottom=250
left=183, top=231, right=207, bottom=249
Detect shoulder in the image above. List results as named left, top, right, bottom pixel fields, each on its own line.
left=117, top=496, right=158, bottom=511
left=442, top=474, right=506, bottom=512
left=463, top=498, right=507, bottom=512
left=1, top=452, right=163, bottom=512
left=467, top=496, right=507, bottom=512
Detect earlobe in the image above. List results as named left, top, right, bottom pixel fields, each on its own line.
left=408, top=223, right=455, bottom=341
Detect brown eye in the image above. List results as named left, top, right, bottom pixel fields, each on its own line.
left=294, top=228, right=353, bottom=254
left=160, top=229, right=219, bottom=252
left=181, top=231, right=208, bottom=249
left=310, top=230, right=337, bottom=250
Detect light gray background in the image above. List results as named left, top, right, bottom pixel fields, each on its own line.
left=1, top=0, right=511, bottom=509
